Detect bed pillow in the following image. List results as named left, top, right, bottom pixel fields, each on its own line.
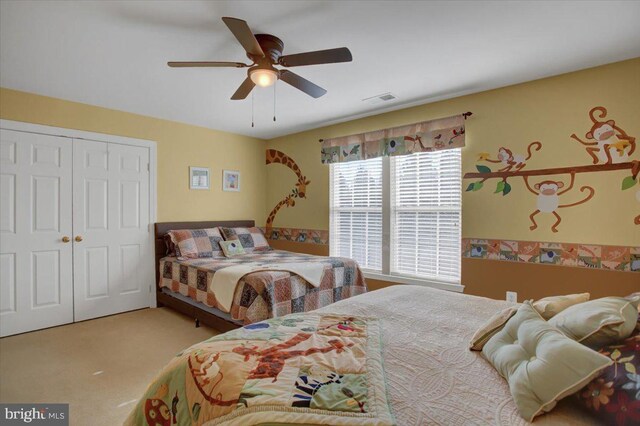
left=482, top=301, right=612, bottom=422
left=469, top=306, right=518, bottom=351
left=575, top=311, right=640, bottom=426
left=220, top=240, right=246, bottom=257
left=549, top=296, right=640, bottom=348
left=220, top=227, right=271, bottom=252
left=470, top=293, right=591, bottom=351
left=628, top=292, right=640, bottom=312
left=533, top=292, right=591, bottom=320
left=167, top=228, right=224, bottom=259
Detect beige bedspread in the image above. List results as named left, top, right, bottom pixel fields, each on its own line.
left=316, top=285, right=597, bottom=425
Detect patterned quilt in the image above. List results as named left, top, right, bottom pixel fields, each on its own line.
left=124, top=314, right=394, bottom=426
left=160, top=250, right=367, bottom=325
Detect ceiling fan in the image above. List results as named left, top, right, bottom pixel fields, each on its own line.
left=168, top=17, right=352, bottom=100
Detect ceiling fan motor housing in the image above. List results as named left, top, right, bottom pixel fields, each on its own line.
left=252, top=34, right=284, bottom=64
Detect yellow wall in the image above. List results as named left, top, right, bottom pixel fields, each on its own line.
left=0, top=88, right=267, bottom=224
left=2, top=59, right=637, bottom=301
left=266, top=58, right=640, bottom=246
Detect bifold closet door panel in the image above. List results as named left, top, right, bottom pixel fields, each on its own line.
left=0, top=129, right=74, bottom=337
left=72, top=140, right=151, bottom=321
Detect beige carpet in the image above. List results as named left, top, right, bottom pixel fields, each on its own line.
left=0, top=308, right=219, bottom=426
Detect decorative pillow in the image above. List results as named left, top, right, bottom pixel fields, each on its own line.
left=469, top=306, right=518, bottom=351
left=533, top=292, right=591, bottom=320
left=470, top=293, right=591, bottom=351
left=167, top=228, right=224, bottom=259
left=219, top=240, right=246, bottom=257
left=576, top=312, right=640, bottom=425
left=482, top=301, right=612, bottom=422
left=628, top=292, right=640, bottom=312
left=549, top=296, right=640, bottom=348
left=220, top=227, right=271, bottom=252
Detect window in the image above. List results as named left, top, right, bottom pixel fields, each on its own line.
left=390, top=150, right=462, bottom=283
left=329, top=158, right=383, bottom=271
left=330, top=149, right=461, bottom=285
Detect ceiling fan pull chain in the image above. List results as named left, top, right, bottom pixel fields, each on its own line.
left=273, top=80, right=277, bottom=122
left=251, top=91, right=255, bottom=128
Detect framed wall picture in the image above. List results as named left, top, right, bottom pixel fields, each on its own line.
left=222, top=170, right=240, bottom=192
left=189, top=167, right=210, bottom=190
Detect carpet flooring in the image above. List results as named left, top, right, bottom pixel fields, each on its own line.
left=0, top=308, right=219, bottom=425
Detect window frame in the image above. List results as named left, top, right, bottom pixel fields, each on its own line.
left=329, top=157, right=384, bottom=273
left=330, top=151, right=464, bottom=293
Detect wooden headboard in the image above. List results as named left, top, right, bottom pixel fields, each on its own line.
left=154, top=220, right=255, bottom=289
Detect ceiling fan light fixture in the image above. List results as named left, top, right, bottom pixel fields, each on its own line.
left=250, top=68, right=278, bottom=87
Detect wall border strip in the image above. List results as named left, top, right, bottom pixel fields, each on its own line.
left=463, top=238, right=639, bottom=272
left=262, top=227, right=639, bottom=273
left=261, top=227, right=329, bottom=245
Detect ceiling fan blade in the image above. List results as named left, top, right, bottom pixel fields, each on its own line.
left=279, top=70, right=327, bottom=98
left=279, top=47, right=352, bottom=67
left=168, top=61, right=249, bottom=68
left=231, top=77, right=256, bottom=100
left=222, top=17, right=264, bottom=58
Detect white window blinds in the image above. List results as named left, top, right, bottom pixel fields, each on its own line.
left=329, top=158, right=383, bottom=271
left=390, top=149, right=461, bottom=283
left=330, top=150, right=461, bottom=284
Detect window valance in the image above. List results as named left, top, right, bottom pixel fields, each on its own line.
left=320, top=113, right=468, bottom=164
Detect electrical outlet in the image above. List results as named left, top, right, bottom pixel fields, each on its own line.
left=506, top=291, right=518, bottom=303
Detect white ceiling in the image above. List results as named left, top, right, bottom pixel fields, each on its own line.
left=1, top=1, right=639, bottom=140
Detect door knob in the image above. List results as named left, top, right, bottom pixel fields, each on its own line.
left=75, top=235, right=83, bottom=242
left=62, top=236, right=70, bottom=243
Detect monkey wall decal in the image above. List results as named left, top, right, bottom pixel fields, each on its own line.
left=465, top=106, right=638, bottom=230
left=523, top=172, right=595, bottom=233
left=479, top=141, right=542, bottom=172
left=570, top=106, right=636, bottom=164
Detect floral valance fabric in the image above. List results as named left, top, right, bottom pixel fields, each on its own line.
left=321, top=114, right=466, bottom=164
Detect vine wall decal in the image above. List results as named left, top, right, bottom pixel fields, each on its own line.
left=265, top=149, right=311, bottom=230
left=463, top=106, right=639, bottom=231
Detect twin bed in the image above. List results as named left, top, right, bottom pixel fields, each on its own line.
left=154, top=220, right=367, bottom=331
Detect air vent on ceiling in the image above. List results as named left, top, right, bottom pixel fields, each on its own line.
left=362, top=92, right=397, bottom=105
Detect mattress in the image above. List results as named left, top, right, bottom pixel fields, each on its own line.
left=159, top=250, right=367, bottom=325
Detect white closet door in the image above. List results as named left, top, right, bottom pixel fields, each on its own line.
left=73, top=140, right=151, bottom=321
left=0, top=129, right=74, bottom=337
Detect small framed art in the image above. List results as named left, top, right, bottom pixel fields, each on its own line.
left=189, top=167, right=210, bottom=190
left=222, top=169, right=240, bottom=192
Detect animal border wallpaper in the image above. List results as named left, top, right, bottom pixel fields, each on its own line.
left=464, top=106, right=639, bottom=232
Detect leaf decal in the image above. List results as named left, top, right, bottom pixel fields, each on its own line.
left=626, top=363, right=637, bottom=374
left=467, top=182, right=484, bottom=192
left=476, top=165, right=492, bottom=174
left=621, top=175, right=637, bottom=190
left=503, top=182, right=512, bottom=196
left=611, top=349, right=621, bottom=360
left=495, top=181, right=505, bottom=194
